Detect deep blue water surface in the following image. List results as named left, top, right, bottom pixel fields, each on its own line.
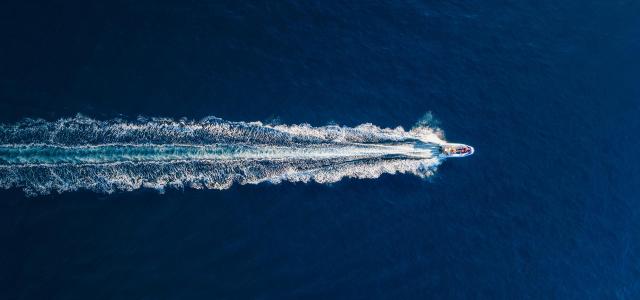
left=1, top=1, right=639, bottom=299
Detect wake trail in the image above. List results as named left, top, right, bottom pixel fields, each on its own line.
left=0, top=115, right=448, bottom=196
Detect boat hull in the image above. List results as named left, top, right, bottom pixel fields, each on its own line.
left=440, top=143, right=474, bottom=158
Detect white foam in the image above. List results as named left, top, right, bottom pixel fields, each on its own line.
left=0, top=115, right=447, bottom=196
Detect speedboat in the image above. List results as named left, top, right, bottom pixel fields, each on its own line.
left=440, top=143, right=474, bottom=158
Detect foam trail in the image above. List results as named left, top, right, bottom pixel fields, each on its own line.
left=0, top=115, right=448, bottom=196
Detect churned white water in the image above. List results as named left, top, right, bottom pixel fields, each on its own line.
left=0, top=115, right=447, bottom=195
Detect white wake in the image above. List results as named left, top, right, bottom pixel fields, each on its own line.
left=0, top=115, right=448, bottom=196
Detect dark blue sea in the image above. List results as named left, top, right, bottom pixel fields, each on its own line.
left=1, top=1, right=639, bottom=299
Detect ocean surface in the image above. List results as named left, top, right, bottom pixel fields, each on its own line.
left=1, top=1, right=639, bottom=299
